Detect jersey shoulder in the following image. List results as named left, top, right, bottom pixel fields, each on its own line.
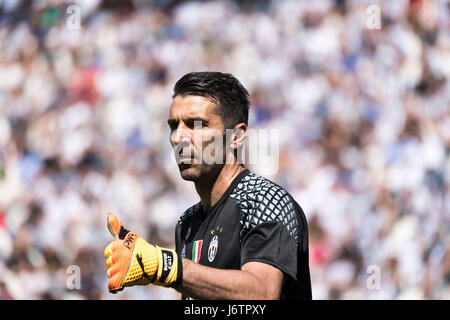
left=229, top=171, right=300, bottom=245
left=178, top=201, right=202, bottom=223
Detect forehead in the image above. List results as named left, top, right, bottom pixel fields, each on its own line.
left=169, top=95, right=218, bottom=119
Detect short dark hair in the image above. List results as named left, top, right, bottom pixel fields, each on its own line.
left=172, top=72, right=250, bottom=129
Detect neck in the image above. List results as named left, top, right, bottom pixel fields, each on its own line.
left=195, top=164, right=245, bottom=211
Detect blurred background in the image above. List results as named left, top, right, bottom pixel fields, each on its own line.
left=0, top=0, right=449, bottom=300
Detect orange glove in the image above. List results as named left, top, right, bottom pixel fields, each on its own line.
left=104, top=213, right=182, bottom=293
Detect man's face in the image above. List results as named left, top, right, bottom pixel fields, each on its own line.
left=168, top=95, right=227, bottom=182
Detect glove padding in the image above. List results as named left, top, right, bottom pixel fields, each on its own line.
left=104, top=213, right=182, bottom=293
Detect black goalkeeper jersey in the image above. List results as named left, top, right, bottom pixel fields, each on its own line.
left=175, top=168, right=312, bottom=300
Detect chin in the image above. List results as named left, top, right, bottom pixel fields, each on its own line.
left=178, top=164, right=222, bottom=182
left=179, top=166, right=202, bottom=181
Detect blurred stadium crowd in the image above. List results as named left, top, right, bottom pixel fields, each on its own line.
left=0, top=0, right=449, bottom=299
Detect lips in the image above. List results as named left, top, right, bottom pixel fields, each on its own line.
left=174, top=143, right=197, bottom=163
left=177, top=154, right=196, bottom=165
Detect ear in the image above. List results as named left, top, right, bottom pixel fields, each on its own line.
left=230, top=123, right=247, bottom=150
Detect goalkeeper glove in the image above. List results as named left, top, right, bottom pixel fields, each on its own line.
left=104, top=213, right=182, bottom=293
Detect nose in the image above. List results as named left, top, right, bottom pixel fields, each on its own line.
left=170, top=123, right=190, bottom=147
left=171, top=128, right=193, bottom=163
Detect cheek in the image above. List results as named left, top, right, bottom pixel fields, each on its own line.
left=192, top=130, right=204, bottom=148
left=202, top=132, right=226, bottom=156
left=191, top=128, right=226, bottom=156
left=198, top=131, right=214, bottom=146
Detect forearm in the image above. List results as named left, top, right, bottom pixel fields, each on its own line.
left=176, top=259, right=277, bottom=300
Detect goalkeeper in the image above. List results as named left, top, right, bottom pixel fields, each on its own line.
left=104, top=72, right=312, bottom=300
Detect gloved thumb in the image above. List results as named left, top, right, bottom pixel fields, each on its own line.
left=107, top=212, right=129, bottom=240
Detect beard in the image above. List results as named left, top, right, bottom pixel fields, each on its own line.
left=178, top=162, right=223, bottom=183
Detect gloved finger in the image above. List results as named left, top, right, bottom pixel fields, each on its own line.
left=106, top=240, right=123, bottom=267
left=106, top=256, right=113, bottom=269
left=104, top=242, right=113, bottom=259
left=107, top=257, right=123, bottom=281
left=107, top=212, right=128, bottom=240
left=108, top=270, right=124, bottom=292
left=109, top=286, right=124, bottom=294
left=107, top=241, right=132, bottom=293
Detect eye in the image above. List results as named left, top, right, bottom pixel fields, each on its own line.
left=185, top=119, right=204, bottom=129
left=168, top=120, right=178, bottom=132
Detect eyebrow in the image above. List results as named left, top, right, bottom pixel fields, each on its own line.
left=167, top=117, right=209, bottom=127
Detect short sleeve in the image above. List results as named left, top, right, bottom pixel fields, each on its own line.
left=240, top=221, right=298, bottom=282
